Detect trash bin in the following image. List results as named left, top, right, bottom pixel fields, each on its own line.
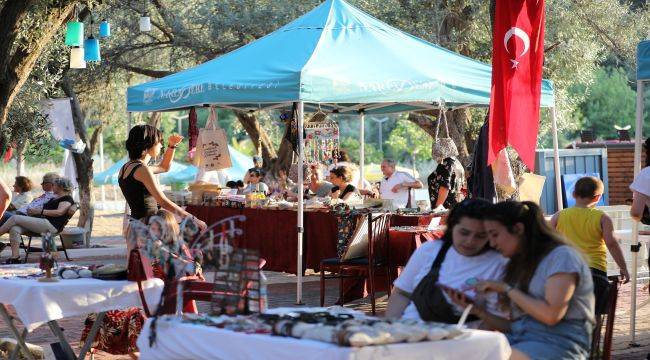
left=60, top=227, right=86, bottom=248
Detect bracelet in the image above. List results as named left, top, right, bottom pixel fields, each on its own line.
left=504, top=284, right=514, bottom=294
left=169, top=145, right=177, bottom=149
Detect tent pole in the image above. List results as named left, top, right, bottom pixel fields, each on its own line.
left=630, top=80, right=644, bottom=345
left=296, top=101, right=305, bottom=305
left=550, top=106, right=563, bottom=212
left=359, top=111, right=365, bottom=188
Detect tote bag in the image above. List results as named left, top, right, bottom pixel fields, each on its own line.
left=193, top=107, right=232, bottom=171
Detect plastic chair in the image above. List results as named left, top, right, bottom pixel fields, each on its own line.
left=589, top=276, right=620, bottom=360
left=319, top=212, right=392, bottom=315
left=19, top=204, right=78, bottom=262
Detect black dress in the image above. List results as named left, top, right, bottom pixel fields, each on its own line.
left=43, top=195, right=75, bottom=232
left=331, top=184, right=357, bottom=199
left=118, top=161, right=158, bottom=220
left=428, top=157, right=465, bottom=209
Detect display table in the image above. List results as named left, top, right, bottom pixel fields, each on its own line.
left=137, top=316, right=511, bottom=360
left=0, top=265, right=163, bottom=360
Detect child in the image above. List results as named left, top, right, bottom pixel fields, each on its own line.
left=551, top=176, right=629, bottom=312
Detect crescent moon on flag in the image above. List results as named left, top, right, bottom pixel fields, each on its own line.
left=503, top=27, right=530, bottom=57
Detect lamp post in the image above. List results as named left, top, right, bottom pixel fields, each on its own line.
left=371, top=116, right=390, bottom=153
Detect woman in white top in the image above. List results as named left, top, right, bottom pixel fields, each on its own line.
left=386, top=198, right=507, bottom=323
left=8, top=176, right=33, bottom=211
left=241, top=168, right=270, bottom=195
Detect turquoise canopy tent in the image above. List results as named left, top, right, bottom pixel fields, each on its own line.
left=629, top=39, right=650, bottom=343
left=126, top=0, right=562, bottom=303
left=127, top=0, right=554, bottom=114
left=93, top=146, right=253, bottom=186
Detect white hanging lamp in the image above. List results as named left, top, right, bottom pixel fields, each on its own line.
left=139, top=0, right=151, bottom=32
left=70, top=46, right=86, bottom=69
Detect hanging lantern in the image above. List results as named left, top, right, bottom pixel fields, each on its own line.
left=139, top=14, right=151, bottom=32
left=99, top=19, right=111, bottom=38
left=70, top=47, right=86, bottom=69
left=84, top=35, right=101, bottom=62
left=64, top=21, right=84, bottom=46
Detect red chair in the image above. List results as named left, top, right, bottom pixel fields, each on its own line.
left=589, top=276, right=620, bottom=360
left=319, top=212, right=392, bottom=315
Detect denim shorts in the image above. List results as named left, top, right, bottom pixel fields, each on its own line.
left=506, top=316, right=592, bottom=360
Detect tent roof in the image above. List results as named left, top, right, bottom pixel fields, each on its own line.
left=127, top=0, right=555, bottom=114
left=638, top=40, right=650, bottom=81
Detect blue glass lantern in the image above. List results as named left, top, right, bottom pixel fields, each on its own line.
left=65, top=21, right=84, bottom=46
left=99, top=19, right=111, bottom=38
left=84, top=35, right=101, bottom=62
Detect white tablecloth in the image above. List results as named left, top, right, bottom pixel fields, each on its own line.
left=138, top=317, right=511, bottom=360
left=0, top=268, right=164, bottom=331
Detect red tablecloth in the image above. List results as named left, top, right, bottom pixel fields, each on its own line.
left=187, top=205, right=338, bottom=274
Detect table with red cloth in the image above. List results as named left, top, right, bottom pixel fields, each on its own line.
left=186, top=205, right=443, bottom=302
left=186, top=205, right=338, bottom=274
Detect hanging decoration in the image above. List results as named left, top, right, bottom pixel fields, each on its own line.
left=304, top=109, right=339, bottom=164
left=70, top=46, right=86, bottom=69
left=139, top=0, right=151, bottom=32
left=64, top=5, right=84, bottom=47
left=84, top=16, right=101, bottom=62
left=99, top=19, right=111, bottom=38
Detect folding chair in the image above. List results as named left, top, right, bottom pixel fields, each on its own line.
left=19, top=204, right=78, bottom=263
left=589, top=276, right=620, bottom=360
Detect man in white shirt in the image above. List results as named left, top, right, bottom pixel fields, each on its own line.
left=379, top=159, right=423, bottom=208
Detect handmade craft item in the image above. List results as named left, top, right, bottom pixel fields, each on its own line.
left=304, top=111, right=339, bottom=164
left=193, top=106, right=232, bottom=171
left=38, top=232, right=58, bottom=282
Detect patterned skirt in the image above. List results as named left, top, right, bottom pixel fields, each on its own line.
left=79, top=307, right=146, bottom=355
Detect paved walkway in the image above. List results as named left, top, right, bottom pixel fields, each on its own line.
left=0, top=210, right=648, bottom=359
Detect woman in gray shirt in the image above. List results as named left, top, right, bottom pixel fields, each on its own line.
left=446, top=201, right=594, bottom=360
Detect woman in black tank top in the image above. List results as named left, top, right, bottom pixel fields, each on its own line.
left=120, top=125, right=206, bottom=230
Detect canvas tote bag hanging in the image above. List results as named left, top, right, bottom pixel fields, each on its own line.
left=193, top=106, right=232, bottom=171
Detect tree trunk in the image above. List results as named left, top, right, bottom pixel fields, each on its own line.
left=148, top=112, right=162, bottom=128
left=0, top=2, right=78, bottom=127
left=15, top=143, right=25, bottom=177
left=60, top=74, right=94, bottom=229
left=234, top=111, right=277, bottom=165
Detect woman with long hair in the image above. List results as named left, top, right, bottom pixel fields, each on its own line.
left=119, top=125, right=206, bottom=230
left=447, top=201, right=594, bottom=359
left=385, top=199, right=507, bottom=323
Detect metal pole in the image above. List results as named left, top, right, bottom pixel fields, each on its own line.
left=630, top=80, right=644, bottom=345
left=296, top=101, right=305, bottom=305
left=550, top=107, right=563, bottom=212
left=99, top=131, right=105, bottom=203
left=359, top=111, right=365, bottom=188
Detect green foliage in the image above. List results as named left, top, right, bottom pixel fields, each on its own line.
left=384, top=118, right=433, bottom=165
left=570, top=67, right=637, bottom=140
left=339, top=137, right=383, bottom=164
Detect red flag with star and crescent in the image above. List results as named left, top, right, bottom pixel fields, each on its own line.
left=488, top=0, right=546, bottom=169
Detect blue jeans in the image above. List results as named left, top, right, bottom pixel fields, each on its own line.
left=507, top=316, right=592, bottom=359
left=0, top=211, right=14, bottom=227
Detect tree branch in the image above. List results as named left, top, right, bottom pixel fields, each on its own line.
left=112, top=62, right=172, bottom=78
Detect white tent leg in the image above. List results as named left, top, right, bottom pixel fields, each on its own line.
left=296, top=101, right=305, bottom=305
left=630, top=80, right=644, bottom=345
left=359, top=111, right=365, bottom=188
left=551, top=107, right=563, bottom=212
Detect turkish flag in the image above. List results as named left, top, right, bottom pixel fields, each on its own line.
left=488, top=0, right=546, bottom=169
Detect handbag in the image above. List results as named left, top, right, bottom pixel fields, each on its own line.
left=411, top=240, right=478, bottom=323
left=192, top=106, right=232, bottom=171
left=127, top=248, right=154, bottom=317
left=642, top=206, right=650, bottom=225
left=431, top=105, right=459, bottom=162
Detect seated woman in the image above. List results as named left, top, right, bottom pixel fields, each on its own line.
left=448, top=201, right=594, bottom=360
left=0, top=177, right=74, bottom=264
left=329, top=166, right=360, bottom=201
left=385, top=199, right=508, bottom=323
left=306, top=164, right=334, bottom=198
left=8, top=176, right=33, bottom=212
left=241, top=168, right=270, bottom=195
